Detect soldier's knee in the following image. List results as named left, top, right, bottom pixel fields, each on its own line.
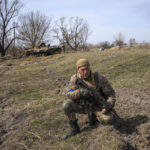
left=97, top=112, right=114, bottom=125
left=62, top=101, right=73, bottom=115
left=102, top=116, right=113, bottom=124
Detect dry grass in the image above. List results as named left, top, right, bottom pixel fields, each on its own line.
left=0, top=47, right=150, bottom=150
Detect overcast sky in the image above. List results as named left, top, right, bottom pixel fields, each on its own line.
left=21, top=0, right=150, bottom=44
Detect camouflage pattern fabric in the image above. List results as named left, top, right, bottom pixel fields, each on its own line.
left=62, top=99, right=114, bottom=123
left=63, top=71, right=116, bottom=122
left=66, top=72, right=116, bottom=106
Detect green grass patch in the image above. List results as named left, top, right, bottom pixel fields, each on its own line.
left=1, top=47, right=150, bottom=150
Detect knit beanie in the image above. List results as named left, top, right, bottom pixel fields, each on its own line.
left=76, top=58, right=90, bottom=69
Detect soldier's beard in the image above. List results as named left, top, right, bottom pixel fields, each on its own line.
left=82, top=72, right=92, bottom=81
left=77, top=71, right=91, bottom=81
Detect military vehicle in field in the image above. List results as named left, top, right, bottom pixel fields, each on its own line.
left=25, top=43, right=62, bottom=57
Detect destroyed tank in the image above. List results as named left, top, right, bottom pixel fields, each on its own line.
left=25, top=43, right=62, bottom=57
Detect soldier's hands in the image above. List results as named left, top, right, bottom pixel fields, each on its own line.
left=79, top=88, right=93, bottom=98
left=102, top=108, right=107, bottom=114
left=102, top=103, right=113, bottom=114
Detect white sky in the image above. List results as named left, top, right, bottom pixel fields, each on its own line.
left=21, top=0, right=150, bottom=44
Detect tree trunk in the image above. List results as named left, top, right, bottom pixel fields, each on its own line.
left=0, top=45, right=5, bottom=57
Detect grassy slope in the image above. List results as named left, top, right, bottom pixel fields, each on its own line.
left=0, top=47, right=150, bottom=150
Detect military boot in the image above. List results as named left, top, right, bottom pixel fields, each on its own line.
left=84, top=113, right=99, bottom=129
left=63, top=119, right=80, bottom=139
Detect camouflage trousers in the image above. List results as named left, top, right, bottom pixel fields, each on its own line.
left=62, top=99, right=114, bottom=124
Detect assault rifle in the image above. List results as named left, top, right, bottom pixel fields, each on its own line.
left=76, top=78, right=122, bottom=122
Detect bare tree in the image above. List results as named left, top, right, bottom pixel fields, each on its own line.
left=129, top=38, right=136, bottom=47
left=17, top=11, right=52, bottom=48
left=0, top=0, right=23, bottom=57
left=114, top=32, right=125, bottom=48
left=98, top=41, right=111, bottom=49
left=53, top=16, right=90, bottom=52
left=68, top=17, right=90, bottom=50
left=53, top=17, right=67, bottom=53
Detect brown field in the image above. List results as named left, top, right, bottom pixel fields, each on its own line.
left=0, top=47, right=150, bottom=150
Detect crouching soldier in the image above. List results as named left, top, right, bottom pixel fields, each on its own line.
left=62, top=58, right=116, bottom=139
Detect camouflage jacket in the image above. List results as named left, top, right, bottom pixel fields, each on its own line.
left=67, top=72, right=116, bottom=107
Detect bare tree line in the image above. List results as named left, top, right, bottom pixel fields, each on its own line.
left=18, top=14, right=90, bottom=53
left=0, top=0, right=137, bottom=57
left=0, top=0, right=90, bottom=57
